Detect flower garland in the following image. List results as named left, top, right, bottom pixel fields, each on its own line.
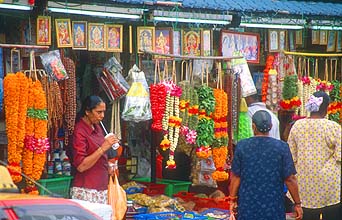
left=262, top=55, right=274, bottom=103
left=196, top=85, right=215, bottom=159
left=280, top=74, right=301, bottom=110
left=4, top=73, right=20, bottom=182
left=160, top=81, right=182, bottom=169
left=23, top=80, right=49, bottom=194
left=328, top=80, right=341, bottom=124
left=150, top=83, right=167, bottom=132
left=211, top=88, right=229, bottom=181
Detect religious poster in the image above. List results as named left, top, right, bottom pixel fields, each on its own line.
left=88, top=23, right=105, bottom=51
left=106, top=24, right=123, bottom=52
left=55, top=19, right=72, bottom=48
left=155, top=27, right=172, bottom=58
left=36, top=16, right=51, bottom=45
left=137, top=26, right=155, bottom=53
left=183, top=29, right=201, bottom=56
left=72, top=21, right=87, bottom=50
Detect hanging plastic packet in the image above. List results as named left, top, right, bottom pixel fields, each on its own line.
left=40, top=50, right=68, bottom=81
left=122, top=65, right=152, bottom=122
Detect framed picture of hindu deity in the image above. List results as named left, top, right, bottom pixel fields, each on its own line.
left=268, top=30, right=279, bottom=52
left=312, top=30, right=320, bottom=44
left=154, top=27, right=172, bottom=58
left=327, top=31, right=336, bottom=52
left=201, top=29, right=212, bottom=56
left=319, top=30, right=328, bottom=45
left=88, top=23, right=105, bottom=51
left=336, top=31, right=342, bottom=52
left=221, top=30, right=260, bottom=63
left=72, top=21, right=87, bottom=50
left=36, top=16, right=51, bottom=45
left=55, top=19, right=72, bottom=48
left=137, top=26, right=155, bottom=53
left=105, top=24, right=123, bottom=52
left=172, top=30, right=181, bottom=56
left=183, top=29, right=201, bottom=56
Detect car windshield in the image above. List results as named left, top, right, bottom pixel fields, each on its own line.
left=9, top=204, right=99, bottom=220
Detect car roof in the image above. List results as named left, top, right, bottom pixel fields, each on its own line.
left=0, top=166, right=19, bottom=193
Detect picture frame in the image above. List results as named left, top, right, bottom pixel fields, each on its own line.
left=183, top=29, right=201, bottom=56
left=201, top=29, right=212, bottom=56
left=154, top=27, right=172, bottom=58
left=72, top=21, right=87, bottom=50
left=137, top=26, right=155, bottom=53
left=221, top=30, right=260, bottom=63
left=336, top=31, right=342, bottom=52
left=288, top=30, right=296, bottom=51
left=55, top=19, right=72, bottom=48
left=312, top=30, right=320, bottom=44
left=327, top=31, right=336, bottom=52
left=295, top=30, right=303, bottom=45
left=36, top=16, right=51, bottom=45
left=88, top=23, right=105, bottom=51
left=172, top=30, right=181, bottom=56
left=279, top=30, right=287, bottom=51
left=105, top=24, right=123, bottom=52
left=319, top=30, right=328, bottom=45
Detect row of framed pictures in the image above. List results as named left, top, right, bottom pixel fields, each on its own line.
left=312, top=30, right=342, bottom=52
left=267, top=29, right=342, bottom=53
left=36, top=16, right=261, bottom=63
left=37, top=16, right=123, bottom=52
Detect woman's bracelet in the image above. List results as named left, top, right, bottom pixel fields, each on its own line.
left=228, top=195, right=238, bottom=202
left=294, top=201, right=301, bottom=206
left=98, top=147, right=104, bottom=155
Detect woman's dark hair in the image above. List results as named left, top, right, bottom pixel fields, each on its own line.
left=76, top=95, right=104, bottom=121
left=313, top=90, right=330, bottom=114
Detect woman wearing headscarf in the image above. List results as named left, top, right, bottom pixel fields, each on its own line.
left=229, top=110, right=303, bottom=220
left=287, top=91, right=341, bottom=220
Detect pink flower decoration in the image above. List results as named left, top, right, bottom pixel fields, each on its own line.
left=186, top=130, right=197, bottom=144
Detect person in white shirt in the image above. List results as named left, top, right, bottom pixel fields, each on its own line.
left=245, top=93, right=280, bottom=140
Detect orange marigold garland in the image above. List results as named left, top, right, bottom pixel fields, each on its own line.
left=23, top=80, right=49, bottom=194
left=4, top=73, right=21, bottom=182
left=262, top=55, right=274, bottom=103
left=212, top=89, right=229, bottom=181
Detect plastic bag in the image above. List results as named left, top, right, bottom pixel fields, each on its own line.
left=122, top=65, right=152, bottom=122
left=108, top=174, right=127, bottom=220
left=40, top=50, right=68, bottom=81
left=98, top=57, right=130, bottom=102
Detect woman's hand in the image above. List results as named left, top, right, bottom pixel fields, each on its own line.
left=229, top=200, right=238, bottom=217
left=294, top=205, right=303, bottom=220
left=103, top=133, right=120, bottom=151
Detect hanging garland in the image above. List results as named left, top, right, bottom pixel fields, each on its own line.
left=196, top=85, right=215, bottom=159
left=211, top=88, right=229, bottom=181
left=262, top=55, right=274, bottom=103
left=328, top=80, right=341, bottom=124
left=279, top=74, right=301, bottom=110
left=150, top=83, right=167, bottom=132
left=160, top=81, right=182, bottom=169
left=4, top=72, right=29, bottom=183
left=23, top=80, right=49, bottom=194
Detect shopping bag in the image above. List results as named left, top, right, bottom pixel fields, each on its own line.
left=108, top=174, right=127, bottom=220
left=229, top=213, right=236, bottom=220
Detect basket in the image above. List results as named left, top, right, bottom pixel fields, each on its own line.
left=134, top=211, right=207, bottom=220
left=37, top=175, right=73, bottom=198
left=132, top=177, right=191, bottom=197
left=201, top=208, right=230, bottom=220
left=173, top=192, right=229, bottom=211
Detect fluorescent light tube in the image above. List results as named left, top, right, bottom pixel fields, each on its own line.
left=311, top=25, right=342, bottom=30
left=49, top=7, right=141, bottom=19
left=153, top=16, right=230, bottom=25
left=240, top=22, right=304, bottom=30
left=0, top=3, right=32, bottom=11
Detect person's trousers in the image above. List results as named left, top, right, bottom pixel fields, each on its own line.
left=302, top=203, right=341, bottom=220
